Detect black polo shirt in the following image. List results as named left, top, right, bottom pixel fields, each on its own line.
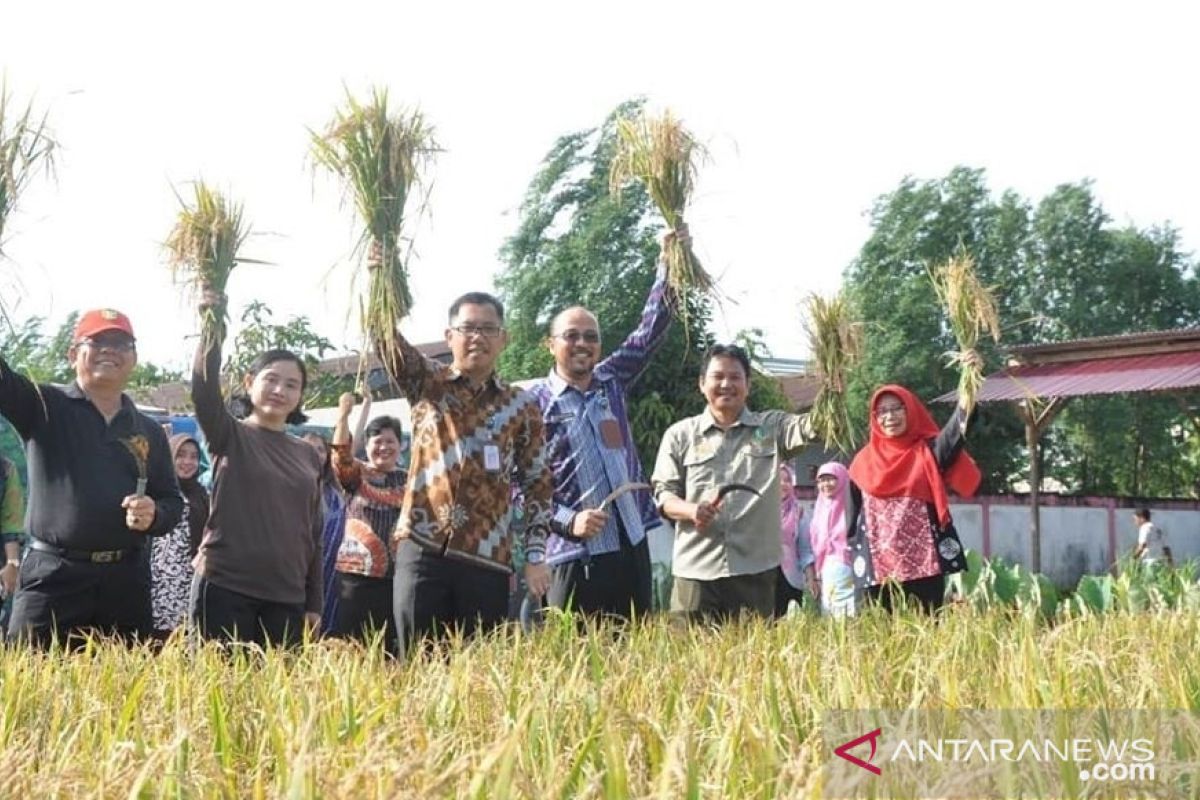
left=0, top=356, right=182, bottom=552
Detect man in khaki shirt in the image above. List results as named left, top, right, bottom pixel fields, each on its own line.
left=652, top=344, right=808, bottom=620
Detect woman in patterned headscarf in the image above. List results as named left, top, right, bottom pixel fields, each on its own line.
left=847, top=385, right=979, bottom=612
left=149, top=433, right=209, bottom=636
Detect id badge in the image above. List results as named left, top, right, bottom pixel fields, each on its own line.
left=484, top=444, right=501, bottom=473
left=598, top=418, right=623, bottom=450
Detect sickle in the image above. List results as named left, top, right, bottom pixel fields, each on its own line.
left=598, top=481, right=652, bottom=512
left=715, top=483, right=761, bottom=506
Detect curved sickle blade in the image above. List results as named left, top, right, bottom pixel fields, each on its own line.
left=715, top=483, right=761, bottom=505
left=598, top=481, right=652, bottom=512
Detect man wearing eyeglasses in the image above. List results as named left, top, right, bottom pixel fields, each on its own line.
left=0, top=309, right=182, bottom=645
left=377, top=285, right=554, bottom=658
left=528, top=229, right=685, bottom=619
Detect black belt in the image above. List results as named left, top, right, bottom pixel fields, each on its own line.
left=29, top=539, right=134, bottom=564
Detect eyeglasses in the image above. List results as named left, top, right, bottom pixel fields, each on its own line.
left=875, top=404, right=906, bottom=419
left=77, top=336, right=136, bottom=353
left=552, top=330, right=600, bottom=344
left=450, top=324, right=503, bottom=339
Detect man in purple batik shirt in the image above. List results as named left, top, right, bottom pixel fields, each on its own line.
left=527, top=229, right=685, bottom=619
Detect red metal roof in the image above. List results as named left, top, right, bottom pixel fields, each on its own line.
left=1009, top=327, right=1200, bottom=356
left=935, top=350, right=1200, bottom=404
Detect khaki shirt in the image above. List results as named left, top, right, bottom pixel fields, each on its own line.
left=652, top=407, right=807, bottom=580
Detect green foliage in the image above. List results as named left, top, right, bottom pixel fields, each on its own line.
left=845, top=167, right=1200, bottom=495
left=497, top=99, right=725, bottom=468
left=0, top=312, right=77, bottom=384
left=224, top=301, right=347, bottom=409
left=949, top=549, right=1200, bottom=618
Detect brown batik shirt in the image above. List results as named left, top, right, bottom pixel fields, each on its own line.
left=381, top=334, right=552, bottom=573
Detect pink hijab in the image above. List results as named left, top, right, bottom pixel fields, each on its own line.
left=809, top=462, right=851, bottom=574
left=778, top=463, right=804, bottom=589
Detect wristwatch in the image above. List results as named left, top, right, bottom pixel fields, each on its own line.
left=526, top=551, right=545, bottom=565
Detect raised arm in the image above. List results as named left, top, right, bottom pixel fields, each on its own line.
left=597, top=230, right=685, bottom=385
left=190, top=290, right=240, bottom=457
left=933, top=404, right=972, bottom=471
left=0, top=354, right=50, bottom=439
left=350, top=390, right=372, bottom=457
left=331, top=392, right=363, bottom=493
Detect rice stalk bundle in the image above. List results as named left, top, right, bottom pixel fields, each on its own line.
left=928, top=251, right=1001, bottom=409
left=0, top=78, right=56, bottom=324
left=609, top=110, right=711, bottom=300
left=310, top=87, right=438, bottom=380
left=801, top=291, right=863, bottom=453
left=164, top=182, right=252, bottom=357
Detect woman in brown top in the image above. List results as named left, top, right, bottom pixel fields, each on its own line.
left=190, top=291, right=324, bottom=646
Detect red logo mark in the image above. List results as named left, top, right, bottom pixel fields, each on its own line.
left=835, top=728, right=883, bottom=775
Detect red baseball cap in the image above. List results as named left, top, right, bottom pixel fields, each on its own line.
left=74, top=308, right=136, bottom=342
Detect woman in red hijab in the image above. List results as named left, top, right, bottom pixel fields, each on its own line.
left=847, top=384, right=980, bottom=611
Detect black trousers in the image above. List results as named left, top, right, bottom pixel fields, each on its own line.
left=6, top=548, right=151, bottom=646
left=670, top=567, right=777, bottom=622
left=864, top=574, right=946, bottom=613
left=191, top=574, right=305, bottom=647
left=392, top=539, right=509, bottom=659
left=546, top=524, right=652, bottom=619
left=773, top=567, right=809, bottom=618
left=332, top=571, right=397, bottom=653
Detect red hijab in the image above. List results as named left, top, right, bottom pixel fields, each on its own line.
left=848, top=385, right=980, bottom=526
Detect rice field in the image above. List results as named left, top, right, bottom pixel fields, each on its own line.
left=1, top=606, right=1196, bottom=799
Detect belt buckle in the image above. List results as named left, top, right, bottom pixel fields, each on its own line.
left=91, top=550, right=119, bottom=564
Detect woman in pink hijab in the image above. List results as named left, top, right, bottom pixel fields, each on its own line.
left=774, top=463, right=816, bottom=616
left=808, top=462, right=856, bottom=616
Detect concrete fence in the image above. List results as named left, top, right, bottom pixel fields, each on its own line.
left=647, top=494, right=1199, bottom=589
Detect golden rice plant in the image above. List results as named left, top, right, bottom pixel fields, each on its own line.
left=310, top=87, right=438, bottom=380
left=802, top=291, right=863, bottom=453
left=1, top=609, right=1196, bottom=797
left=928, top=251, right=1001, bottom=410
left=163, top=182, right=253, bottom=357
left=0, top=77, right=56, bottom=325
left=609, top=110, right=711, bottom=299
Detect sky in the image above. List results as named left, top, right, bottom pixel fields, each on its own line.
left=2, top=0, right=1199, bottom=372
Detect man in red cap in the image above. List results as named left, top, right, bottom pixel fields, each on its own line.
left=0, top=308, right=183, bottom=645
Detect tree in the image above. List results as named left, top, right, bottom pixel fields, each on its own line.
left=0, top=312, right=184, bottom=393
left=224, top=301, right=348, bottom=410
left=845, top=167, right=1200, bottom=496
left=496, top=100, right=788, bottom=469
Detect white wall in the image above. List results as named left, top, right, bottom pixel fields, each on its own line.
left=949, top=500, right=1199, bottom=587
left=649, top=499, right=1199, bottom=588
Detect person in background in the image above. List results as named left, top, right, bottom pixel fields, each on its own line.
left=774, top=462, right=816, bottom=616
left=1131, top=508, right=1172, bottom=568
left=148, top=434, right=209, bottom=636
left=807, top=462, right=856, bottom=617
left=328, top=392, right=407, bottom=651
left=301, top=430, right=347, bottom=634
left=0, top=455, right=26, bottom=630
